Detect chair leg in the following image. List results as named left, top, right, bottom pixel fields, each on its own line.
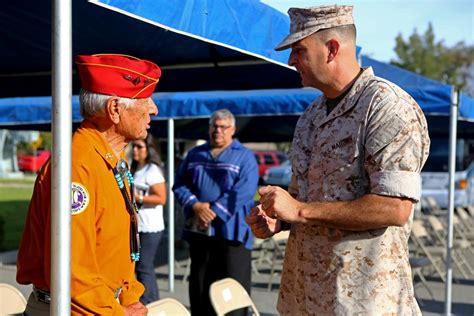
left=182, top=258, right=191, bottom=284
left=415, top=269, right=435, bottom=300
left=267, top=251, right=277, bottom=292
left=452, top=252, right=471, bottom=279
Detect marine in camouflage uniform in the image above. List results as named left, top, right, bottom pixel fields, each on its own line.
left=281, top=67, right=429, bottom=315
left=246, top=4, right=430, bottom=315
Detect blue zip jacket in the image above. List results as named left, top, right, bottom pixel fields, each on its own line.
left=172, top=139, right=258, bottom=249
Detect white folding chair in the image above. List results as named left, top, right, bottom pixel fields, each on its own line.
left=410, top=219, right=447, bottom=281
left=426, top=215, right=474, bottom=277
left=466, top=205, right=474, bottom=217
left=424, top=196, right=446, bottom=215
left=455, top=207, right=474, bottom=237
left=146, top=297, right=190, bottom=316
left=0, top=283, right=27, bottom=315
left=209, top=278, right=259, bottom=316
left=409, top=256, right=435, bottom=305
left=251, top=237, right=274, bottom=275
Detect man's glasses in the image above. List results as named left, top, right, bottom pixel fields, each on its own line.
left=132, top=144, right=145, bottom=149
left=210, top=124, right=232, bottom=131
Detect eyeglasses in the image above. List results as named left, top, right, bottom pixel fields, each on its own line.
left=132, top=144, right=145, bottom=149
left=210, top=124, right=232, bottom=131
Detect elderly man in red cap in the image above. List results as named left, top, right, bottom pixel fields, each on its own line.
left=17, top=54, right=161, bottom=315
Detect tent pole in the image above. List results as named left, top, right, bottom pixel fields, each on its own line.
left=167, top=119, right=175, bottom=292
left=444, top=87, right=458, bottom=316
left=51, top=0, right=72, bottom=314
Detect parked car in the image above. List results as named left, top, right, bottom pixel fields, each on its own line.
left=254, top=151, right=287, bottom=183
left=263, top=160, right=292, bottom=188
left=17, top=150, right=51, bottom=173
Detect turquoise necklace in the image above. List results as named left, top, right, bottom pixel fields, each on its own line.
left=113, top=158, right=140, bottom=262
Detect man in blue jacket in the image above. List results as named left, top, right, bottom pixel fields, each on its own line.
left=173, top=109, right=259, bottom=316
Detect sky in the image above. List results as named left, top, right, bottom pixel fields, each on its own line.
left=261, top=0, right=474, bottom=62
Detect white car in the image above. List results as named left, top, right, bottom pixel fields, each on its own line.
left=263, top=160, right=292, bottom=188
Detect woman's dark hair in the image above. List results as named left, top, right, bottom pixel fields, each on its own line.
left=130, top=134, right=164, bottom=175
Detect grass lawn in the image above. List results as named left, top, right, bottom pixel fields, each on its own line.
left=0, top=179, right=34, bottom=251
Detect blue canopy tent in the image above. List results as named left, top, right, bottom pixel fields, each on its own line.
left=0, top=0, right=301, bottom=97
left=1, top=59, right=473, bottom=140
left=362, top=56, right=474, bottom=117
left=1, top=0, right=473, bottom=311
left=0, top=88, right=321, bottom=141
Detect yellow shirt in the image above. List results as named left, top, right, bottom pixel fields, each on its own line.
left=17, top=120, right=144, bottom=315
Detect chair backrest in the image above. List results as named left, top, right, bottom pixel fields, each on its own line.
left=146, top=297, right=190, bottom=316
left=452, top=214, right=460, bottom=225
left=466, top=205, right=474, bottom=217
left=0, top=283, right=27, bottom=315
left=209, top=278, right=260, bottom=316
left=456, top=207, right=470, bottom=221
left=427, top=215, right=444, bottom=232
left=270, top=230, right=290, bottom=256
left=411, top=220, right=429, bottom=238
left=425, top=196, right=442, bottom=212
left=272, top=230, right=290, bottom=242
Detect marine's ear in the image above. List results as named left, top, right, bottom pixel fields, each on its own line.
left=326, top=38, right=340, bottom=63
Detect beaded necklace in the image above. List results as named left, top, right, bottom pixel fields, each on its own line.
left=113, top=158, right=140, bottom=262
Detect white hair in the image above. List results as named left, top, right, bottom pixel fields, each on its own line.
left=79, top=89, right=134, bottom=119
left=209, top=108, right=235, bottom=127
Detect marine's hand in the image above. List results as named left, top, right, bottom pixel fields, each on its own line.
left=259, top=185, right=302, bottom=223
left=245, top=204, right=279, bottom=239
left=123, top=302, right=148, bottom=316
left=192, top=201, right=216, bottom=224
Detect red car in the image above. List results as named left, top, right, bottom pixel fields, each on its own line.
left=17, top=150, right=51, bottom=173
left=254, top=151, right=287, bottom=183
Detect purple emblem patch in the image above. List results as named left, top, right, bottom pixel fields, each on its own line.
left=71, top=182, right=89, bottom=215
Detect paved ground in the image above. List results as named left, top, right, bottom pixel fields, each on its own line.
left=1, top=244, right=474, bottom=315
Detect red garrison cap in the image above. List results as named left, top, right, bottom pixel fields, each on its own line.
left=75, top=54, right=161, bottom=99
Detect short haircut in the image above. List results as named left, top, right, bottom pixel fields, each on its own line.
left=313, top=24, right=357, bottom=43
left=79, top=88, right=134, bottom=119
left=209, top=108, right=235, bottom=127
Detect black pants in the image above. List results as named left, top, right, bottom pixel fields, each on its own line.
left=188, top=234, right=251, bottom=316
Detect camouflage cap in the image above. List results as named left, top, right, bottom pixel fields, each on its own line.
left=275, top=4, right=354, bottom=51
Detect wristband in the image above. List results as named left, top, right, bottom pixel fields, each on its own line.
left=139, top=191, right=144, bottom=204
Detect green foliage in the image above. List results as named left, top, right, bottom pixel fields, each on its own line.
left=391, top=23, right=474, bottom=96
left=275, top=142, right=291, bottom=154
left=0, top=184, right=33, bottom=251
left=16, top=131, right=52, bottom=155
left=40, top=132, right=52, bottom=151
left=16, top=141, right=34, bottom=155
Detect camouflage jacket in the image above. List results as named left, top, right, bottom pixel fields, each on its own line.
left=278, top=67, right=430, bottom=315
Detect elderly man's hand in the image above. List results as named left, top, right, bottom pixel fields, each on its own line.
left=245, top=204, right=280, bottom=239
left=123, top=302, right=148, bottom=316
left=192, top=201, right=216, bottom=225
left=259, top=186, right=302, bottom=223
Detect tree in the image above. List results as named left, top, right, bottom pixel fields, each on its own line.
left=391, top=23, right=474, bottom=96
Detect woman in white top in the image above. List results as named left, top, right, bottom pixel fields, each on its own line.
left=131, top=135, right=166, bottom=305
